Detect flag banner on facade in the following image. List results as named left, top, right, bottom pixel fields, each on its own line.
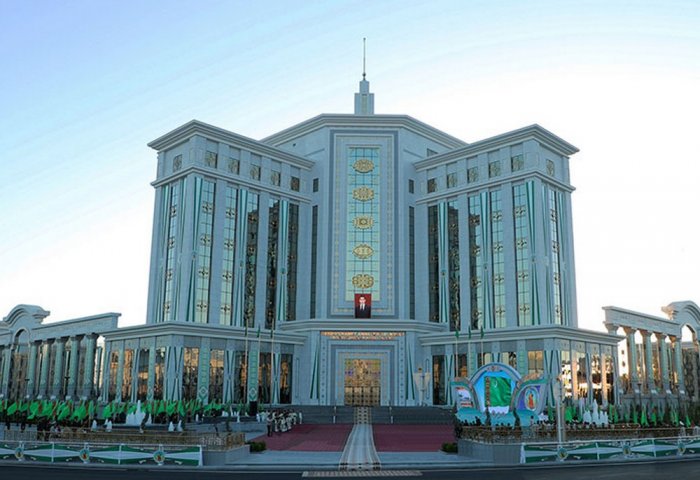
left=485, top=376, right=512, bottom=407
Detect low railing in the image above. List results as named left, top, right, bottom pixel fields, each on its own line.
left=520, top=435, right=700, bottom=463
left=2, top=429, right=244, bottom=451
left=0, top=439, right=202, bottom=466
left=460, top=425, right=686, bottom=444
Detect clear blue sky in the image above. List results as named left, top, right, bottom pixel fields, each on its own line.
left=1, top=0, right=698, bottom=330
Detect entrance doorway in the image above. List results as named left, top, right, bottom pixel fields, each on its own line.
left=344, top=358, right=381, bottom=406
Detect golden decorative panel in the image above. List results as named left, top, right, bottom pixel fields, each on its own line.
left=352, top=274, right=374, bottom=289
left=352, top=244, right=374, bottom=259
left=353, top=158, right=374, bottom=173
left=353, top=216, right=374, bottom=229
left=352, top=186, right=374, bottom=202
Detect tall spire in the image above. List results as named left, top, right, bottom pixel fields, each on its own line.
left=354, top=37, right=374, bottom=115
left=362, top=37, right=366, bottom=80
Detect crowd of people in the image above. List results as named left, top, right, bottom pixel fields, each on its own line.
left=263, top=409, right=300, bottom=436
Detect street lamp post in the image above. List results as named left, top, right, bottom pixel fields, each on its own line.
left=554, top=375, right=566, bottom=444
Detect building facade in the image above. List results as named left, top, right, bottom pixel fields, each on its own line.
left=2, top=78, right=631, bottom=409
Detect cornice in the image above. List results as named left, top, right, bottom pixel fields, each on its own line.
left=419, top=325, right=622, bottom=347
left=103, top=321, right=307, bottom=345
left=603, top=305, right=682, bottom=336
left=151, top=166, right=312, bottom=204
left=147, top=120, right=314, bottom=169
left=414, top=171, right=575, bottom=206
left=278, top=319, right=445, bottom=334
left=414, top=124, right=579, bottom=170
left=261, top=114, right=467, bottom=149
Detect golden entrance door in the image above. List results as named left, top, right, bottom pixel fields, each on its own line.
left=344, top=358, right=381, bottom=406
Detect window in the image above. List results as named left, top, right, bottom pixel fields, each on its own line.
left=488, top=161, right=501, bottom=178
left=250, top=164, right=260, bottom=180
left=446, top=172, right=458, bottom=188
left=511, top=154, right=524, bottom=172
left=427, top=178, right=437, bottom=193
left=408, top=179, right=414, bottom=194
left=205, top=150, right=218, bottom=168
left=467, top=167, right=479, bottom=183
left=228, top=157, right=240, bottom=174
left=547, top=159, right=555, bottom=176
left=312, top=178, right=319, bottom=192
left=271, top=170, right=281, bottom=186
left=290, top=176, right=300, bottom=192
left=173, top=154, right=182, bottom=172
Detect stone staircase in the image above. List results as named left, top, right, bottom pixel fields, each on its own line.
left=290, top=405, right=454, bottom=425
left=371, top=406, right=455, bottom=425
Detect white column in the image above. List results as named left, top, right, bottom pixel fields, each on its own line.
left=66, top=336, right=81, bottom=399
left=656, top=333, right=670, bottom=394
left=641, top=331, right=655, bottom=394
left=38, top=341, right=51, bottom=399
left=147, top=347, right=156, bottom=401
left=624, top=328, right=640, bottom=393
left=52, top=338, right=66, bottom=398
left=1, top=347, right=12, bottom=398
left=672, top=336, right=685, bottom=395
left=25, top=342, right=39, bottom=398
left=81, top=334, right=97, bottom=399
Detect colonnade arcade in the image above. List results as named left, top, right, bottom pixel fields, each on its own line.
left=0, top=306, right=118, bottom=402
left=604, top=301, right=700, bottom=409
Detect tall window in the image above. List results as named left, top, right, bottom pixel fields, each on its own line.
left=162, top=180, right=182, bottom=322
left=548, top=189, right=564, bottom=325
left=409, top=206, right=415, bottom=319
left=447, top=201, right=460, bottom=331
left=287, top=203, right=299, bottom=321
left=136, top=348, right=149, bottom=401
left=265, top=199, right=280, bottom=329
left=182, top=347, right=199, bottom=400
left=122, top=349, right=133, bottom=402
left=310, top=205, right=318, bottom=318
left=192, top=178, right=215, bottom=323
left=220, top=186, right=238, bottom=325
left=428, top=205, right=439, bottom=322
left=491, top=191, right=506, bottom=328
left=513, top=184, right=531, bottom=326
left=154, top=347, right=165, bottom=400
left=108, top=351, right=118, bottom=401
left=432, top=355, right=445, bottom=405
left=468, top=195, right=484, bottom=330
left=346, top=147, right=380, bottom=301
left=209, top=349, right=224, bottom=402
left=279, top=353, right=293, bottom=404
left=244, top=193, right=260, bottom=328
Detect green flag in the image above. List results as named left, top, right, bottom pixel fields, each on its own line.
left=7, top=401, right=18, bottom=416
left=102, top=403, right=112, bottom=419
left=565, top=406, right=573, bottom=423
left=455, top=329, right=459, bottom=339
left=178, top=400, right=186, bottom=416
left=27, top=401, right=40, bottom=420
left=640, top=407, right=648, bottom=427
left=256, top=326, right=261, bottom=338
left=486, top=376, right=511, bottom=407
left=157, top=400, right=166, bottom=415
left=166, top=401, right=176, bottom=416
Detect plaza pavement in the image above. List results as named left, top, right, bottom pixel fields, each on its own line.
left=242, top=423, right=477, bottom=470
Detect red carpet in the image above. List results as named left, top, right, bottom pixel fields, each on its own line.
left=250, top=424, right=352, bottom=451
left=372, top=424, right=454, bottom=452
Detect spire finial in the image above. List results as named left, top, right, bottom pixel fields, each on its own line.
left=362, top=37, right=366, bottom=80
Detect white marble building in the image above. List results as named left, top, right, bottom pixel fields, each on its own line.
left=2, top=76, right=635, bottom=409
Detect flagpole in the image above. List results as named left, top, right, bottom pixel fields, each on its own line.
left=244, top=320, right=249, bottom=414
left=454, top=327, right=458, bottom=380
